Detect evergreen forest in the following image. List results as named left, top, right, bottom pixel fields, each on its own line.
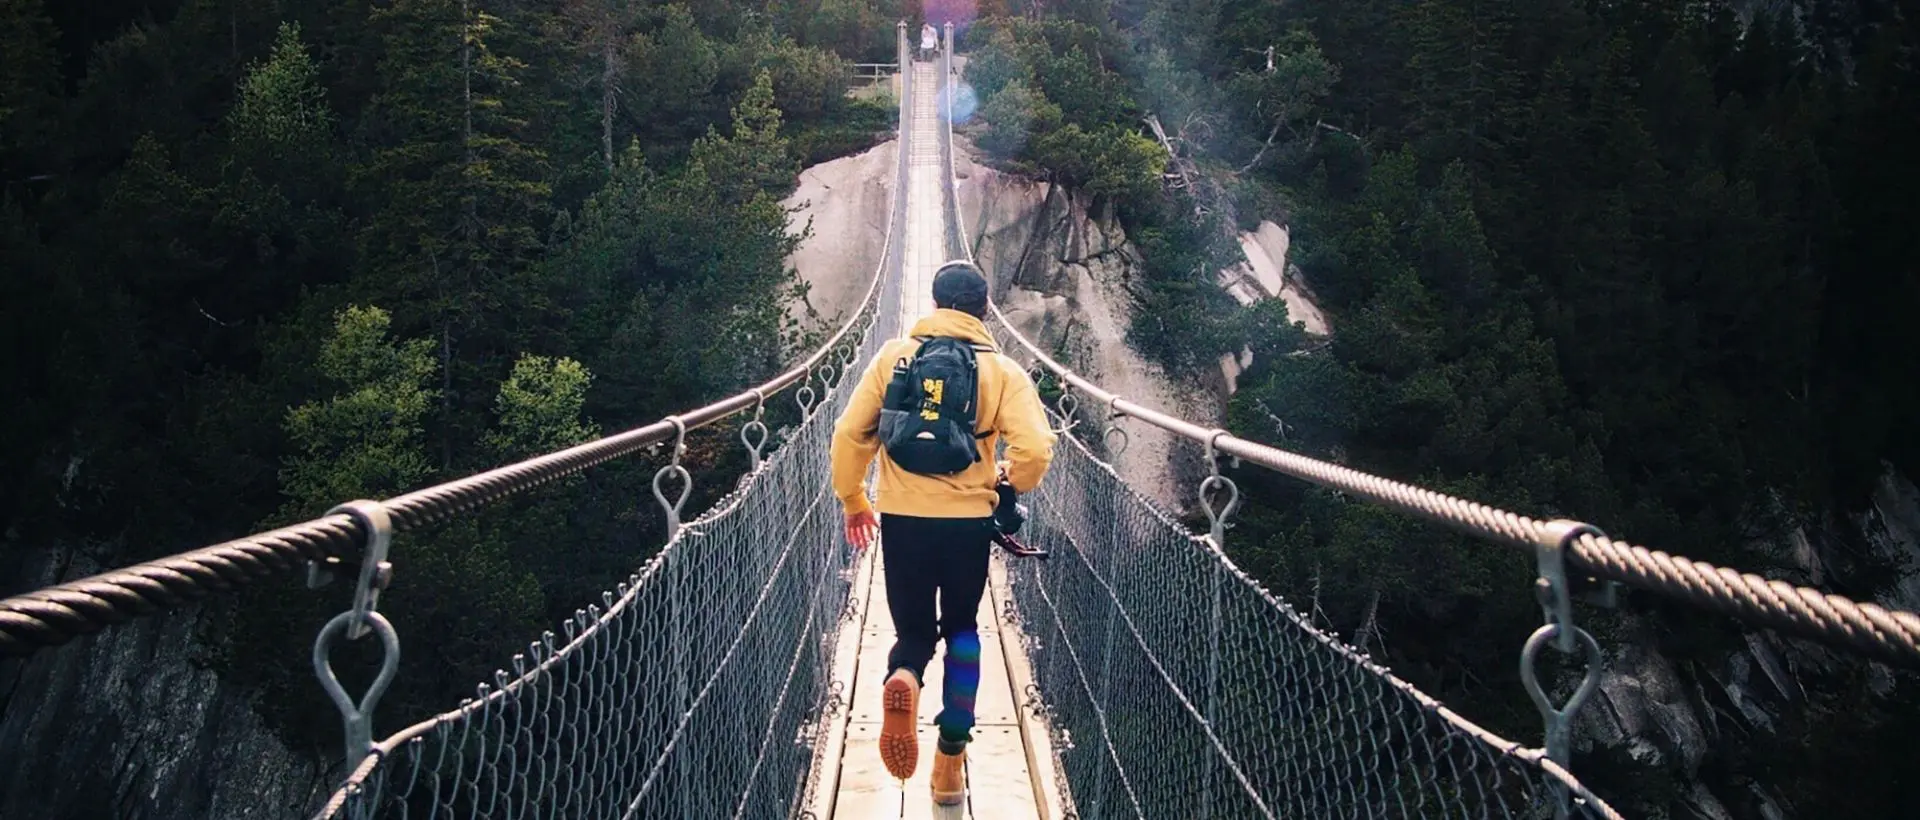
left=3, top=0, right=1918, bottom=817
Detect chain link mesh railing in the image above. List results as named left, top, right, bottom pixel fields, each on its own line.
left=999, top=427, right=1621, bottom=820
left=317, top=353, right=873, bottom=820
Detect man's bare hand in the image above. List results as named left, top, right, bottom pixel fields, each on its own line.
left=845, top=509, right=880, bottom=550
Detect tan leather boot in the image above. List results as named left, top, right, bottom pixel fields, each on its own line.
left=879, top=668, right=919, bottom=780
left=930, top=745, right=966, bottom=805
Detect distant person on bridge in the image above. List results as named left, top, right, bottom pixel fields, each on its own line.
left=920, top=22, right=938, bottom=60
left=830, top=260, right=1057, bottom=803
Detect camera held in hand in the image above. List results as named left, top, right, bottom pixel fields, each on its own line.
left=991, top=481, right=1047, bottom=559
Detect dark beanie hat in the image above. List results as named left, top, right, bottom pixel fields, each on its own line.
left=932, top=260, right=989, bottom=317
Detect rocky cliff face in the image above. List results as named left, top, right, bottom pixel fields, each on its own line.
left=950, top=143, right=1223, bottom=511
left=0, top=546, right=331, bottom=819
left=1566, top=464, right=1920, bottom=819
left=784, top=139, right=897, bottom=330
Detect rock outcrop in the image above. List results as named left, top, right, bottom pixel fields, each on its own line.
left=0, top=546, right=331, bottom=819
left=951, top=142, right=1221, bottom=511
left=783, top=139, right=898, bottom=331
left=1565, top=463, right=1920, bottom=818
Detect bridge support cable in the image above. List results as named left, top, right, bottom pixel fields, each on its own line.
left=930, top=27, right=1629, bottom=820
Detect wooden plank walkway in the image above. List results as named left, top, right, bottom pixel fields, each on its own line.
left=810, top=549, right=1067, bottom=819
left=802, top=58, right=1066, bottom=820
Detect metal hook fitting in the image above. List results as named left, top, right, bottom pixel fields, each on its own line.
left=740, top=388, right=771, bottom=473
left=797, top=383, right=818, bottom=416
left=1102, top=425, right=1130, bottom=459
left=313, top=608, right=400, bottom=773
left=741, top=420, right=770, bottom=473
left=1519, top=622, right=1604, bottom=772
left=1204, top=430, right=1233, bottom=479
left=323, top=500, right=394, bottom=641
left=1051, top=389, right=1081, bottom=435
left=653, top=463, right=692, bottom=542
left=663, top=416, right=688, bottom=467
left=1199, top=474, right=1241, bottom=550
left=1533, top=520, right=1606, bottom=653
left=652, top=416, right=694, bottom=541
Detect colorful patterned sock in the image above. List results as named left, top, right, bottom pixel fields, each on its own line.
left=935, top=630, right=981, bottom=743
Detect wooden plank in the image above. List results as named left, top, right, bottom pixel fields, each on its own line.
left=806, top=547, right=879, bottom=820
left=898, top=724, right=1037, bottom=820
left=988, top=555, right=1072, bottom=820
left=836, top=723, right=902, bottom=820
left=964, top=725, right=1042, bottom=818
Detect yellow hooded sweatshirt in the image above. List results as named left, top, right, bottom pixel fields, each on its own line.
left=831, top=309, right=1057, bottom=519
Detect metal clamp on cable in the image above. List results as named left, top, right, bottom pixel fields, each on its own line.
left=305, top=503, right=394, bottom=596
left=654, top=416, right=693, bottom=541
left=311, top=499, right=400, bottom=774
left=1521, top=520, right=1612, bottom=818
left=1534, top=520, right=1623, bottom=651
left=325, top=500, right=394, bottom=640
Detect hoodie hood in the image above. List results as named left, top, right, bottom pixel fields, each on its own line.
left=907, top=308, right=998, bottom=349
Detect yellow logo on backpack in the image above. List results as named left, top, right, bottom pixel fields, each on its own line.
left=920, top=378, right=945, bottom=420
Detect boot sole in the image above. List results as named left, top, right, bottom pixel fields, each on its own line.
left=879, top=675, right=918, bottom=780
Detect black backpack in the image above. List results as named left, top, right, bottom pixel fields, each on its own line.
left=879, top=336, right=990, bottom=475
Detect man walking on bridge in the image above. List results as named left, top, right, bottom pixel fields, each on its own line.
left=830, top=260, right=1056, bottom=803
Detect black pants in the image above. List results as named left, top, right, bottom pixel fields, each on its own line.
left=880, top=514, right=991, bottom=741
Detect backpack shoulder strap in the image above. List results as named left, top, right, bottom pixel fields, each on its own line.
left=912, top=335, right=993, bottom=353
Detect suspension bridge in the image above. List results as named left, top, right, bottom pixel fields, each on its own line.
left=5, top=21, right=1920, bottom=820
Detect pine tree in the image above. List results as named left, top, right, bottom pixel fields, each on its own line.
left=690, top=69, right=800, bottom=204
left=561, top=0, right=637, bottom=173
left=0, top=0, right=61, bottom=179
left=356, top=0, right=554, bottom=467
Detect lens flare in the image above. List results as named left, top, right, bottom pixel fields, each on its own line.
left=945, top=82, right=978, bottom=125
left=922, top=0, right=978, bottom=31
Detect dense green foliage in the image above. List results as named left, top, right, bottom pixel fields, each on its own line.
left=0, top=0, right=903, bottom=753
left=967, top=1, right=1918, bottom=816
